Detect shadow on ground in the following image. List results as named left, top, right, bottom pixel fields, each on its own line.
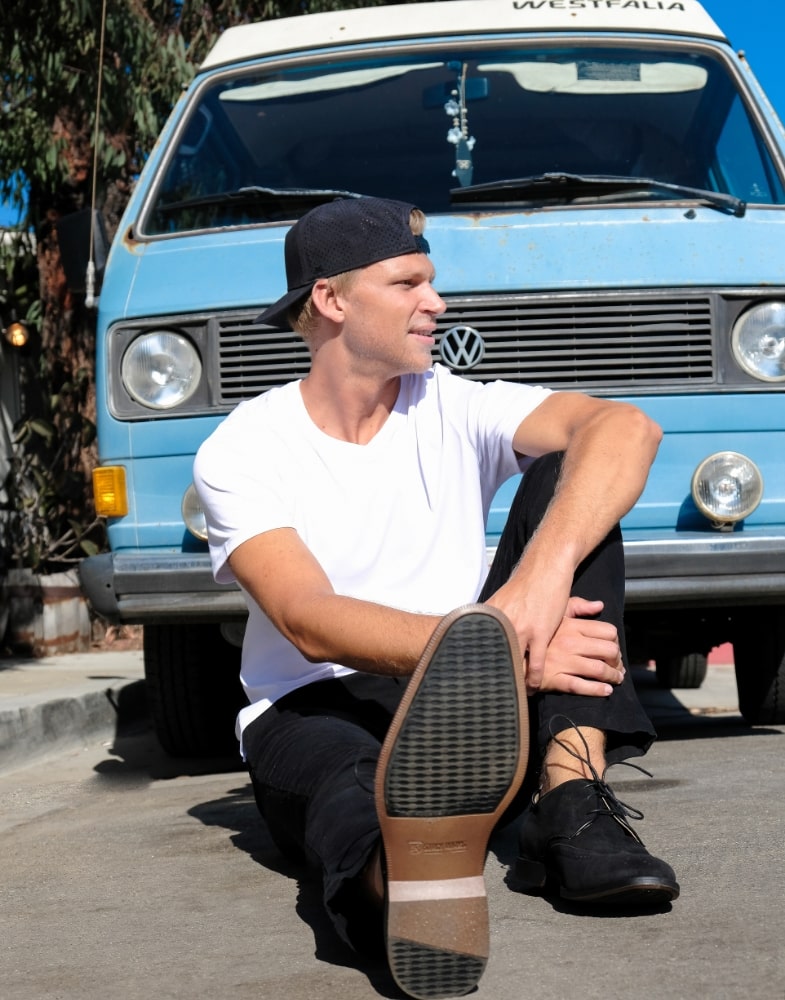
left=187, top=783, right=407, bottom=998
left=89, top=666, right=781, bottom=991
left=91, top=702, right=405, bottom=996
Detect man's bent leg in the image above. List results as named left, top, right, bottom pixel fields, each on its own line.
left=481, top=453, right=678, bottom=905
left=481, top=451, right=654, bottom=767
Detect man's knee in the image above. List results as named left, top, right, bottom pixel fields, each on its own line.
left=511, top=451, right=565, bottom=527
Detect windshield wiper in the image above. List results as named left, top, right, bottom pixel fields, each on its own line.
left=450, top=173, right=747, bottom=217
left=156, top=186, right=363, bottom=216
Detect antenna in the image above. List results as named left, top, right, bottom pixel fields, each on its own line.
left=86, top=0, right=108, bottom=309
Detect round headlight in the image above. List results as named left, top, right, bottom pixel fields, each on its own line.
left=691, top=451, right=763, bottom=524
left=182, top=483, right=208, bottom=541
left=121, top=331, right=202, bottom=409
left=731, top=302, right=785, bottom=382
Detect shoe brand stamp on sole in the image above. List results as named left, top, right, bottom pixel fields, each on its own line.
left=407, top=840, right=468, bottom=855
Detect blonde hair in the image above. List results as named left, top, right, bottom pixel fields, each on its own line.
left=289, top=207, right=427, bottom=341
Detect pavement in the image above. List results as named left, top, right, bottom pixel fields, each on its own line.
left=4, top=643, right=781, bottom=1000
left=0, top=646, right=146, bottom=772
left=0, top=640, right=740, bottom=773
left=5, top=644, right=772, bottom=1000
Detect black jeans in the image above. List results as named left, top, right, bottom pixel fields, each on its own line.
left=479, top=451, right=655, bottom=766
left=242, top=452, right=656, bottom=951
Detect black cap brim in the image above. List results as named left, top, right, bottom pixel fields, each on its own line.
left=254, top=284, right=312, bottom=330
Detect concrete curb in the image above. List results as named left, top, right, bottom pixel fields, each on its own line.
left=0, top=650, right=146, bottom=772
left=0, top=650, right=740, bottom=775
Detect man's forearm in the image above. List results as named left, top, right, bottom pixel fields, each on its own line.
left=281, top=591, right=442, bottom=676
left=524, top=402, right=661, bottom=574
left=229, top=528, right=442, bottom=676
left=488, top=400, right=661, bottom=687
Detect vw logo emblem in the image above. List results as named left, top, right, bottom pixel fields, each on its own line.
left=439, top=325, right=485, bottom=371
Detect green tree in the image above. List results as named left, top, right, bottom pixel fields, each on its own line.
left=0, top=0, right=409, bottom=570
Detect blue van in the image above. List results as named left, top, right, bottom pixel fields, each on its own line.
left=79, top=0, right=785, bottom=755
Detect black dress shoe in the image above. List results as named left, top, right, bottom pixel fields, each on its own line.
left=511, top=777, right=680, bottom=906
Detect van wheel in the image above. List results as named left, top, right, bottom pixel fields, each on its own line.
left=654, top=651, right=708, bottom=689
left=144, top=623, right=245, bottom=757
left=731, top=608, right=785, bottom=725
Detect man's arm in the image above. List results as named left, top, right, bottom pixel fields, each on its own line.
left=228, top=526, right=440, bottom=677
left=485, top=392, right=662, bottom=691
left=229, top=522, right=625, bottom=696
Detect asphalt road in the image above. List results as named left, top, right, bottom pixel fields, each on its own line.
left=1, top=664, right=783, bottom=1000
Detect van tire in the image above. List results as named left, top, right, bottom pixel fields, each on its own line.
left=654, top=651, right=708, bottom=689
left=731, top=608, right=785, bottom=725
left=144, top=623, right=245, bottom=757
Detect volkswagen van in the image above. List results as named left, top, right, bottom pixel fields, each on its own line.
left=79, top=0, right=785, bottom=755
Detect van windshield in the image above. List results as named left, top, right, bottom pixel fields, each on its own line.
left=143, top=43, right=785, bottom=235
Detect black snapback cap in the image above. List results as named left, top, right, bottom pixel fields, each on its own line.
left=255, top=196, right=430, bottom=329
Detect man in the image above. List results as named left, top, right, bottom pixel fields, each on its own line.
left=194, top=197, right=678, bottom=1000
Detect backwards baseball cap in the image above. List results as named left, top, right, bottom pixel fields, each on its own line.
left=255, top=196, right=430, bottom=329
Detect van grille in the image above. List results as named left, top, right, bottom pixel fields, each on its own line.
left=436, top=293, right=714, bottom=388
left=217, top=317, right=312, bottom=403
left=216, top=291, right=714, bottom=402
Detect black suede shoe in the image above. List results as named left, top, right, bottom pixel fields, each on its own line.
left=511, top=777, right=680, bottom=906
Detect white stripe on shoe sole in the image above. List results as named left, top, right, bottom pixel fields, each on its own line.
left=388, top=876, right=486, bottom=902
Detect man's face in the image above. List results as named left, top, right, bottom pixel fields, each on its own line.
left=335, top=253, right=446, bottom=378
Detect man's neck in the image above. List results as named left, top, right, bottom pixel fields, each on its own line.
left=299, top=370, right=401, bottom=445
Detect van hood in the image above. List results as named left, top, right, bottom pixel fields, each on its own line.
left=107, top=205, right=785, bottom=319
left=432, top=205, right=785, bottom=295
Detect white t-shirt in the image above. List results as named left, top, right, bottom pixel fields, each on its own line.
left=193, top=364, right=551, bottom=741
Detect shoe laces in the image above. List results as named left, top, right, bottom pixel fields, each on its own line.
left=546, top=714, right=652, bottom=843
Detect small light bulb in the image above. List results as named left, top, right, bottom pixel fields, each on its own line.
left=4, top=321, right=29, bottom=348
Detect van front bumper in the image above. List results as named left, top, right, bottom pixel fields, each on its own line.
left=78, top=552, right=247, bottom=624
left=79, top=534, right=785, bottom=625
left=623, top=534, right=785, bottom=607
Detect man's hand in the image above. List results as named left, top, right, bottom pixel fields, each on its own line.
left=486, top=578, right=624, bottom=696
left=484, top=552, right=576, bottom=691
left=536, top=596, right=624, bottom=697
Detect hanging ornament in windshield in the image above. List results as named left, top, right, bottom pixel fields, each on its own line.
left=445, top=63, right=476, bottom=187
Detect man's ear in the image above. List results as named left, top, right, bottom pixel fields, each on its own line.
left=311, top=278, right=345, bottom=323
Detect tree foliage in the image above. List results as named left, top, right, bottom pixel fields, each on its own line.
left=0, top=0, right=414, bottom=571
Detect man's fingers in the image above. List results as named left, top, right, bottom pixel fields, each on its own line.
left=565, top=596, right=604, bottom=618
left=558, top=629, right=621, bottom=666
left=523, top=641, right=548, bottom=693
left=552, top=654, right=624, bottom=695
left=564, top=611, right=618, bottom=640
left=559, top=676, right=615, bottom=698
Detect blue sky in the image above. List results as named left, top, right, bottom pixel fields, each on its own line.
left=0, top=2, right=782, bottom=227
left=704, top=0, right=784, bottom=118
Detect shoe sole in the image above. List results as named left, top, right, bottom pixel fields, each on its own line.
left=513, top=859, right=680, bottom=907
left=560, top=879, right=680, bottom=905
left=375, top=605, right=528, bottom=1000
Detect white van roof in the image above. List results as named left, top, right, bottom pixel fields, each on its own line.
left=202, top=0, right=726, bottom=70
